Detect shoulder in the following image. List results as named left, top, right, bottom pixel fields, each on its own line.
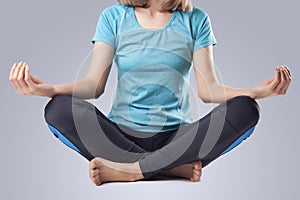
left=187, top=6, right=214, bottom=32
left=189, top=6, right=210, bottom=21
left=189, top=6, right=209, bottom=16
left=99, top=3, right=129, bottom=20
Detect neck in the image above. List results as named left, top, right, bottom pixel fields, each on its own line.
left=136, top=0, right=172, bottom=15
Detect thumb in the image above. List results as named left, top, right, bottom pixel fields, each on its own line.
left=31, top=75, right=44, bottom=84
left=259, top=77, right=273, bottom=86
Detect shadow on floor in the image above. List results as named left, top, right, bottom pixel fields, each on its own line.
left=98, top=175, right=191, bottom=187
left=139, top=174, right=188, bottom=182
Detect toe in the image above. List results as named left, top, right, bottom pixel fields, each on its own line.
left=193, top=169, right=202, bottom=176
left=89, top=159, right=97, bottom=169
left=92, top=174, right=101, bottom=186
left=94, top=180, right=101, bottom=186
left=95, top=178, right=102, bottom=186
left=92, top=169, right=100, bottom=177
left=193, top=161, right=202, bottom=170
left=192, top=172, right=201, bottom=182
left=193, top=176, right=200, bottom=182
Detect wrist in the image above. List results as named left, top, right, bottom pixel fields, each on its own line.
left=48, top=84, right=59, bottom=98
left=244, top=88, right=257, bottom=99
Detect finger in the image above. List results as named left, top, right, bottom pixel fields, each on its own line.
left=17, top=63, right=29, bottom=89
left=282, top=66, right=291, bottom=82
left=17, top=62, right=29, bottom=95
left=24, top=64, right=35, bottom=88
left=274, top=67, right=287, bottom=95
left=269, top=67, right=281, bottom=91
left=9, top=63, right=17, bottom=81
left=280, top=67, right=292, bottom=94
left=283, top=65, right=292, bottom=79
left=9, top=63, right=22, bottom=93
left=31, top=75, right=44, bottom=84
left=13, top=61, right=24, bottom=93
left=13, top=62, right=22, bottom=82
left=265, top=77, right=274, bottom=83
left=262, top=77, right=274, bottom=85
left=9, top=63, right=19, bottom=87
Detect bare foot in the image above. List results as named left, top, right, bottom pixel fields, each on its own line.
left=89, top=157, right=144, bottom=186
left=160, top=160, right=202, bottom=182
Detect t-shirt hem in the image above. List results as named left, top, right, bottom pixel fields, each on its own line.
left=193, top=40, right=217, bottom=52
left=91, top=37, right=116, bottom=49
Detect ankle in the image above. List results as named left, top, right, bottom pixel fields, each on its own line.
left=129, top=172, right=143, bottom=181
left=113, top=161, right=144, bottom=181
left=129, top=162, right=144, bottom=181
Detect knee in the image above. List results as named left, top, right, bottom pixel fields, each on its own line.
left=225, top=95, right=260, bottom=131
left=44, top=94, right=74, bottom=131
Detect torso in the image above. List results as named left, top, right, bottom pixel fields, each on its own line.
left=92, top=3, right=217, bottom=133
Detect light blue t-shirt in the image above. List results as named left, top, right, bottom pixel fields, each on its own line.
left=91, top=3, right=217, bottom=133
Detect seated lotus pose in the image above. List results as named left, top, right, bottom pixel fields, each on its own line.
left=9, top=0, right=291, bottom=186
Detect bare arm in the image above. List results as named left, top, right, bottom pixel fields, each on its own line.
left=9, top=41, right=114, bottom=99
left=192, top=45, right=292, bottom=103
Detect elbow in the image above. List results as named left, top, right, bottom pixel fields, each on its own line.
left=198, top=93, right=212, bottom=104
left=93, top=81, right=105, bottom=99
left=95, top=89, right=104, bottom=99
left=200, top=97, right=212, bottom=104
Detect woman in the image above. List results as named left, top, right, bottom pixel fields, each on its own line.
left=9, top=0, right=291, bottom=186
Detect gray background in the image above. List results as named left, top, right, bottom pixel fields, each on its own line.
left=1, top=0, right=299, bottom=199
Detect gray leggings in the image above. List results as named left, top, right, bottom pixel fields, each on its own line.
left=44, top=95, right=260, bottom=179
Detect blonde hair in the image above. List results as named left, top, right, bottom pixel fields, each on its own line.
left=116, top=0, right=192, bottom=12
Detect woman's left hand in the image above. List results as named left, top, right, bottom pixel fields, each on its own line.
left=249, top=65, right=292, bottom=100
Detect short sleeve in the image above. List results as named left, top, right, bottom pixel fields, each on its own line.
left=192, top=10, right=217, bottom=51
left=91, top=10, right=116, bottom=49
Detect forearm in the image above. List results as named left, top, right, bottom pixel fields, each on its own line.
left=53, top=77, right=102, bottom=99
left=200, top=82, right=254, bottom=103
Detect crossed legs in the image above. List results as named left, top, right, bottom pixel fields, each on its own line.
left=44, top=94, right=260, bottom=185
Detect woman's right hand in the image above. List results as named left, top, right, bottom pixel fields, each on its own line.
left=9, top=61, right=56, bottom=98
